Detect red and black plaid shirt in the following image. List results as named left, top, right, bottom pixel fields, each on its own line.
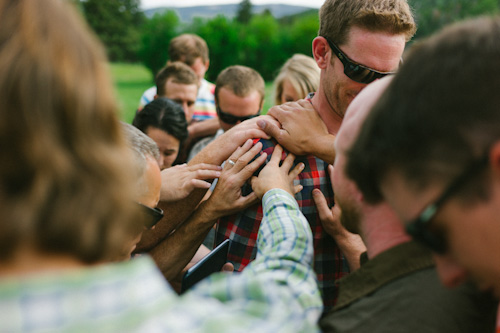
left=215, top=138, right=349, bottom=310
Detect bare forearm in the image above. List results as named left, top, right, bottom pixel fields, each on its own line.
left=188, top=118, right=220, bottom=140
left=135, top=188, right=209, bottom=252
left=333, top=233, right=366, bottom=272
left=149, top=201, right=217, bottom=281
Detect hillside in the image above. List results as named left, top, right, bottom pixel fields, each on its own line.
left=144, top=4, right=315, bottom=22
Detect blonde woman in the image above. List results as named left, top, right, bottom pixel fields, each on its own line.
left=273, top=54, right=320, bottom=105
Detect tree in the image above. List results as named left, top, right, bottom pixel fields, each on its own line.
left=82, top=0, right=144, bottom=62
left=236, top=0, right=253, bottom=24
left=190, top=16, right=241, bottom=82
left=409, top=0, right=499, bottom=40
left=138, top=10, right=180, bottom=78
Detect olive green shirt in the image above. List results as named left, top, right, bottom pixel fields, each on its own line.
left=320, top=241, right=498, bottom=332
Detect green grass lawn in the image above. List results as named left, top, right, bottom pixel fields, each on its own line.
left=110, top=63, right=276, bottom=123
left=110, top=63, right=153, bottom=123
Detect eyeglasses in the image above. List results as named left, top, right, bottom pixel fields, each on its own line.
left=322, top=36, right=397, bottom=84
left=405, top=152, right=490, bottom=253
left=136, top=202, right=164, bottom=229
left=216, top=106, right=260, bottom=125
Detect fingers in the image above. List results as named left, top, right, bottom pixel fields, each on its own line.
left=221, top=262, right=234, bottom=273
left=233, top=192, right=260, bottom=212
left=297, top=98, right=315, bottom=110
left=189, top=179, right=212, bottom=190
left=191, top=169, right=222, bottom=181
left=312, top=188, right=331, bottom=222
left=227, top=139, right=254, bottom=164
left=188, top=163, right=223, bottom=172
left=328, top=164, right=335, bottom=192
left=257, top=119, right=283, bottom=139
left=281, top=150, right=296, bottom=171
left=293, top=184, right=303, bottom=194
left=227, top=141, right=265, bottom=173
left=288, top=162, right=305, bottom=180
left=268, top=144, right=284, bottom=166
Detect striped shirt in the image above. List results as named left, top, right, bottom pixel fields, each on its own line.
left=138, top=79, right=217, bottom=122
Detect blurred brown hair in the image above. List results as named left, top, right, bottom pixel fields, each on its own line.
left=214, top=65, right=265, bottom=106
left=169, top=33, right=210, bottom=65
left=0, top=0, right=140, bottom=263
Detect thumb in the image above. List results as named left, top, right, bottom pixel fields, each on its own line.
left=258, top=119, right=282, bottom=139
left=312, top=188, right=330, bottom=221
left=222, top=262, right=234, bottom=273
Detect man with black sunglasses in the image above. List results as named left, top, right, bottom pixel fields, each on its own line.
left=319, top=76, right=497, bottom=332
left=187, top=65, right=264, bottom=161
left=122, top=123, right=164, bottom=259
left=345, top=17, right=500, bottom=326
left=216, top=0, right=416, bottom=310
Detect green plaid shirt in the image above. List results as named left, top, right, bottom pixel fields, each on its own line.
left=0, top=189, right=322, bottom=332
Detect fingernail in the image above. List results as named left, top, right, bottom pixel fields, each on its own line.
left=257, top=120, right=266, bottom=129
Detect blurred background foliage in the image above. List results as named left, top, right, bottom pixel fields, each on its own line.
left=73, top=0, right=500, bottom=120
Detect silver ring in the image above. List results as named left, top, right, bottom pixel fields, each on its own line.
left=228, top=159, right=236, bottom=166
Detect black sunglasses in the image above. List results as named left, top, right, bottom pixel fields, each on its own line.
left=216, top=106, right=260, bottom=125
left=136, top=202, right=164, bottom=229
left=405, top=152, right=490, bottom=253
left=323, top=36, right=397, bottom=84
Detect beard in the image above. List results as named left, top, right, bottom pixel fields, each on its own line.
left=337, top=197, right=362, bottom=235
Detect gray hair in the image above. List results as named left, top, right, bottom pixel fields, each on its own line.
left=121, top=122, right=160, bottom=198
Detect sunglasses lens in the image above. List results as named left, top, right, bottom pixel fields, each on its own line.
left=407, top=223, right=446, bottom=254
left=220, top=114, right=237, bottom=124
left=345, top=66, right=382, bottom=84
left=138, top=204, right=164, bottom=229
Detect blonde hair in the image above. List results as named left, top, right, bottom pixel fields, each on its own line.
left=319, top=0, right=416, bottom=45
left=273, top=54, right=320, bottom=105
left=0, top=0, right=140, bottom=263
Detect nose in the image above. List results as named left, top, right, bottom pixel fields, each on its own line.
left=433, top=253, right=468, bottom=288
left=181, top=103, right=189, bottom=117
left=159, top=156, right=166, bottom=170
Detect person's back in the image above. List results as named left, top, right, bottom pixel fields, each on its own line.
left=321, top=246, right=498, bottom=332
left=0, top=1, right=321, bottom=331
left=318, top=75, right=497, bottom=333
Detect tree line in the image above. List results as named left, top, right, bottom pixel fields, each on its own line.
left=75, top=0, right=499, bottom=82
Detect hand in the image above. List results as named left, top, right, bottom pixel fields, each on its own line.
left=312, top=189, right=348, bottom=239
left=205, top=139, right=268, bottom=219
left=160, top=163, right=222, bottom=202
left=312, top=165, right=366, bottom=271
left=192, top=115, right=279, bottom=166
left=258, top=100, right=335, bottom=163
left=251, top=145, right=305, bottom=199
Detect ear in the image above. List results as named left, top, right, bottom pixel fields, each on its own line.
left=312, top=37, right=330, bottom=70
left=204, top=60, right=210, bottom=70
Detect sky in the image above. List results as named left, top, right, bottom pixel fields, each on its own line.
left=141, top=0, right=324, bottom=10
